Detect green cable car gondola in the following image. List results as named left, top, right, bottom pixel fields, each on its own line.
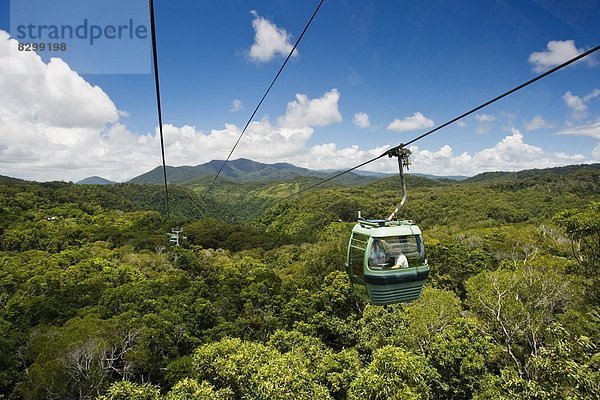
left=346, top=219, right=429, bottom=305
left=345, top=147, right=429, bottom=305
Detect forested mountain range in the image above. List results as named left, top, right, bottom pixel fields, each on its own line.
left=464, top=162, right=600, bottom=186
left=0, top=162, right=599, bottom=399
left=2, top=162, right=599, bottom=227
left=127, top=158, right=378, bottom=184
left=76, top=176, right=116, bottom=185
left=126, top=157, right=470, bottom=185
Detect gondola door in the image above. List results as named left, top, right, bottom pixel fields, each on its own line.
left=346, top=232, right=369, bottom=301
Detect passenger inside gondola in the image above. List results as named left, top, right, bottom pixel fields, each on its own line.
left=368, top=239, right=388, bottom=269
left=369, top=236, right=424, bottom=270
left=392, top=250, right=409, bottom=269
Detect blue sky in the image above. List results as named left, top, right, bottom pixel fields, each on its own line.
left=0, top=0, right=599, bottom=181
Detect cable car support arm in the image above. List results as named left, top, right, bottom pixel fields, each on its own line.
left=387, top=146, right=412, bottom=221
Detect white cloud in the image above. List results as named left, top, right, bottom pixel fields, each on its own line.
left=0, top=31, right=342, bottom=182
left=0, top=31, right=305, bottom=181
left=277, top=89, right=342, bottom=129
left=473, top=114, right=495, bottom=134
left=353, top=112, right=371, bottom=128
left=528, top=40, right=590, bottom=73
left=96, top=93, right=341, bottom=180
left=0, top=32, right=119, bottom=130
left=555, top=152, right=586, bottom=161
left=524, top=115, right=554, bottom=131
left=563, top=91, right=586, bottom=114
left=287, top=128, right=592, bottom=177
left=1, top=30, right=595, bottom=183
left=563, top=89, right=599, bottom=119
left=296, top=143, right=390, bottom=171
left=0, top=31, right=128, bottom=180
left=248, top=10, right=297, bottom=63
left=387, top=112, right=434, bottom=132
left=478, top=128, right=544, bottom=160
left=583, top=88, right=600, bottom=102
left=159, top=120, right=313, bottom=165
left=456, top=120, right=467, bottom=127
left=474, top=114, right=496, bottom=123
left=555, top=122, right=600, bottom=139
left=403, top=128, right=588, bottom=176
left=229, top=99, right=243, bottom=112
left=412, top=145, right=456, bottom=165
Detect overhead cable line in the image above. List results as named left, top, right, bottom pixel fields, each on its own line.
left=149, top=0, right=170, bottom=220
left=202, top=0, right=326, bottom=200
left=270, top=44, right=600, bottom=206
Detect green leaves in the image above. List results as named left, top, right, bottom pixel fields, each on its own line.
left=192, top=337, right=333, bottom=400
left=1, top=167, right=599, bottom=399
left=554, top=203, right=600, bottom=301
left=357, top=287, right=461, bottom=355
left=165, top=378, right=233, bottom=400
left=98, top=381, right=162, bottom=400
left=428, top=319, right=500, bottom=399
left=348, top=346, right=437, bottom=400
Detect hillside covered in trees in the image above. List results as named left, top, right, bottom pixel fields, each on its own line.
left=0, top=163, right=599, bottom=399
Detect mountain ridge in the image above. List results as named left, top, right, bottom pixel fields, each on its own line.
left=5, top=161, right=598, bottom=186
left=126, top=158, right=469, bottom=185
left=127, top=158, right=373, bottom=185
left=77, top=176, right=116, bottom=185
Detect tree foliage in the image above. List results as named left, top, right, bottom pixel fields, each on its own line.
left=0, top=165, right=598, bottom=399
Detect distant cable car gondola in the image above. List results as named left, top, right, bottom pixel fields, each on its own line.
left=345, top=147, right=429, bottom=305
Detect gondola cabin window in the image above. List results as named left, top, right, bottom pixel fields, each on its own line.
left=368, top=235, right=425, bottom=270
left=348, top=233, right=368, bottom=279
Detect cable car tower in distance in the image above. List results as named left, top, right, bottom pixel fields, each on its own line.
left=168, top=227, right=185, bottom=246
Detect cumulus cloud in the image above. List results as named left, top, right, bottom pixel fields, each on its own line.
left=405, top=128, right=587, bottom=176
left=289, top=129, right=591, bottom=177
left=0, top=31, right=128, bottom=180
left=528, top=40, right=591, bottom=73
left=0, top=29, right=343, bottom=182
left=158, top=120, right=313, bottom=165
left=563, top=89, right=599, bottom=119
left=248, top=10, right=297, bottom=63
left=277, top=89, right=342, bottom=128
left=0, top=33, right=119, bottom=130
left=1, top=30, right=595, bottom=182
left=477, top=128, right=544, bottom=161
left=387, top=112, right=434, bottom=132
left=293, top=142, right=394, bottom=172
left=230, top=99, right=243, bottom=112
left=353, top=112, right=371, bottom=128
left=524, top=115, right=555, bottom=131
left=127, top=125, right=594, bottom=178
left=563, top=91, right=586, bottom=114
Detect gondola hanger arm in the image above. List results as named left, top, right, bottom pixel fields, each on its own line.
left=387, top=146, right=411, bottom=221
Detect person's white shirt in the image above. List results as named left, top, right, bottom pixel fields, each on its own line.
left=393, top=253, right=409, bottom=269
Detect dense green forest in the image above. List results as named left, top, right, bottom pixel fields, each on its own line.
left=1, top=164, right=599, bottom=399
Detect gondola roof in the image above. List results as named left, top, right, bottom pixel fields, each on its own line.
left=352, top=219, right=422, bottom=237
